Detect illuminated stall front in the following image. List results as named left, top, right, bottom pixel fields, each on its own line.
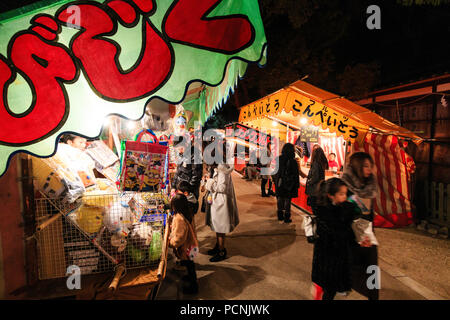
left=0, top=0, right=267, bottom=299
left=238, top=80, right=422, bottom=228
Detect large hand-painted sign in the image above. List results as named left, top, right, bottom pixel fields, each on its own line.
left=0, top=0, right=266, bottom=175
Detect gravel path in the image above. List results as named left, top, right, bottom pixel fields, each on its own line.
left=375, top=226, right=450, bottom=299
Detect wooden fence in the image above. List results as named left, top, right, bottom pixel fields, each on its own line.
left=424, top=181, right=450, bottom=226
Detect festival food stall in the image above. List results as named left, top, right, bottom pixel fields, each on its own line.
left=238, top=80, right=422, bottom=228
left=224, top=122, right=278, bottom=175
left=0, top=0, right=266, bottom=299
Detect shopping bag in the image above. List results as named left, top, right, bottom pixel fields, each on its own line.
left=119, top=130, right=169, bottom=192
left=352, top=218, right=379, bottom=246
left=303, top=214, right=318, bottom=243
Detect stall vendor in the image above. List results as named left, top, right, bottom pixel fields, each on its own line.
left=60, top=133, right=88, bottom=151
left=294, top=145, right=308, bottom=179
left=58, top=134, right=96, bottom=187
left=328, top=153, right=339, bottom=172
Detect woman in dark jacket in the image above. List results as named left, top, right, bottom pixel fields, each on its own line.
left=273, top=143, right=300, bottom=223
left=305, top=147, right=329, bottom=214
left=171, top=141, right=203, bottom=213
left=312, top=178, right=357, bottom=300
left=342, top=152, right=379, bottom=300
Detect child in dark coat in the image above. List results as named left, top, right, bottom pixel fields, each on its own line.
left=311, top=178, right=357, bottom=300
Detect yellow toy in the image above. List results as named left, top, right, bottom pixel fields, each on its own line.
left=75, top=205, right=104, bottom=234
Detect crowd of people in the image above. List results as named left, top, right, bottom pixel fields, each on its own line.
left=167, top=137, right=379, bottom=300
left=168, top=140, right=239, bottom=295
left=58, top=130, right=379, bottom=299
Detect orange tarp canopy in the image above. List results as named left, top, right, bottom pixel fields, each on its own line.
left=238, top=80, right=423, bottom=145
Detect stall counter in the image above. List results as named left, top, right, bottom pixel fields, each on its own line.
left=288, top=164, right=342, bottom=214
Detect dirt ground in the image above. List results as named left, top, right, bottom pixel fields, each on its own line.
left=239, top=173, right=450, bottom=300
left=374, top=226, right=450, bottom=299
left=157, top=173, right=449, bottom=300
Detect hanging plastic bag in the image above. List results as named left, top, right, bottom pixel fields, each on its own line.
left=303, top=214, right=318, bottom=243
left=119, top=129, right=169, bottom=192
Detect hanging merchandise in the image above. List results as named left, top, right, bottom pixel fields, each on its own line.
left=119, top=129, right=169, bottom=192
left=85, top=140, right=120, bottom=177
left=174, top=110, right=188, bottom=137
left=133, top=128, right=159, bottom=144
left=31, top=147, right=87, bottom=204
left=300, top=125, right=319, bottom=143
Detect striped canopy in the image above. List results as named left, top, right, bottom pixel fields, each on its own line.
left=239, top=80, right=423, bottom=145
left=240, top=80, right=419, bottom=227
left=352, top=132, right=416, bottom=227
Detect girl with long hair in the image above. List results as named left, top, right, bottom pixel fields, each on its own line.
left=305, top=147, right=329, bottom=214
left=342, top=152, right=379, bottom=300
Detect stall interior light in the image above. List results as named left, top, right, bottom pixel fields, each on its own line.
left=102, top=117, right=110, bottom=128
left=272, top=120, right=278, bottom=127
left=103, top=116, right=114, bottom=128
left=127, top=121, right=136, bottom=130
left=300, top=117, right=308, bottom=125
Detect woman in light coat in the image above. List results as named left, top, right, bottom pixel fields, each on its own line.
left=205, top=157, right=239, bottom=262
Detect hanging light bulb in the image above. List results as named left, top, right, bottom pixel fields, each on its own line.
left=300, top=117, right=308, bottom=125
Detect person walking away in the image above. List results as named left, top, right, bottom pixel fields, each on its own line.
left=305, top=147, right=329, bottom=215
left=261, top=143, right=275, bottom=197
left=169, top=194, right=199, bottom=294
left=311, top=178, right=359, bottom=300
left=205, top=151, right=239, bottom=262
left=273, top=143, right=300, bottom=223
left=342, top=152, right=379, bottom=300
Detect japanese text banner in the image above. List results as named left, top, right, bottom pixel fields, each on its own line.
left=0, top=0, right=267, bottom=176
left=239, top=90, right=368, bottom=144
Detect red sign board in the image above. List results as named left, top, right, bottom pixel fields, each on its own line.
left=225, top=123, right=270, bottom=148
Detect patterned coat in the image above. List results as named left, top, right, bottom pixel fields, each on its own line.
left=169, top=213, right=198, bottom=260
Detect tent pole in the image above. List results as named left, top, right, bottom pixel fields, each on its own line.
left=286, top=124, right=290, bottom=143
